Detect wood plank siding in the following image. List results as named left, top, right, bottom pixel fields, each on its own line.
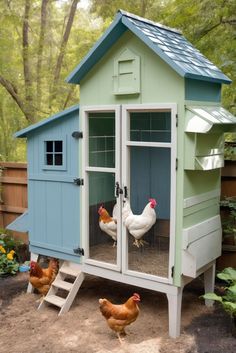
left=0, top=162, right=28, bottom=242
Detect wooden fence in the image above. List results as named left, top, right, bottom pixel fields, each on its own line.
left=0, top=162, right=28, bottom=243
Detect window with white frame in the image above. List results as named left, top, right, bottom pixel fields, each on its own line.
left=43, top=139, right=66, bottom=170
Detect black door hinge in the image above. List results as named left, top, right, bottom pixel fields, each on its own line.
left=175, top=158, right=178, bottom=171
left=73, top=247, right=84, bottom=256
left=72, top=131, right=83, bottom=139
left=74, top=178, right=84, bottom=186
left=171, top=266, right=175, bottom=277
left=176, top=114, right=178, bottom=127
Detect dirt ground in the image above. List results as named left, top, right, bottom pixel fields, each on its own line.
left=0, top=272, right=235, bottom=353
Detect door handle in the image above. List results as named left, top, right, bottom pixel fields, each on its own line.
left=124, top=186, right=128, bottom=198
left=115, top=182, right=123, bottom=197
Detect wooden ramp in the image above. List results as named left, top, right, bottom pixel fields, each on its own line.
left=38, top=261, right=84, bottom=315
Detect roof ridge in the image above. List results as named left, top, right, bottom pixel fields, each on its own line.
left=118, top=9, right=182, bottom=35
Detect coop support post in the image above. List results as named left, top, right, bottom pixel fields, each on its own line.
left=204, top=262, right=216, bottom=307
left=167, top=286, right=183, bottom=338
left=27, top=252, right=39, bottom=293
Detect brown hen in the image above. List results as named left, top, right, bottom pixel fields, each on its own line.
left=29, top=258, right=59, bottom=296
left=99, top=293, right=140, bottom=343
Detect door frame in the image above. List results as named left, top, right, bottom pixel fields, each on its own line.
left=81, top=105, right=122, bottom=271
left=81, top=103, right=177, bottom=284
left=121, top=103, right=177, bottom=284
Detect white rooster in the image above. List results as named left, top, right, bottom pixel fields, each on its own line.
left=122, top=198, right=157, bottom=247
left=98, top=203, right=118, bottom=247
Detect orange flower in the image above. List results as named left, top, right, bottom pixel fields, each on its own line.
left=10, top=250, right=15, bottom=255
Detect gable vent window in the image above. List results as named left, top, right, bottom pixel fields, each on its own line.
left=43, top=139, right=67, bottom=170
left=113, top=48, right=140, bottom=95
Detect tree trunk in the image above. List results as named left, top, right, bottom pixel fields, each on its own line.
left=22, top=0, right=35, bottom=122
left=50, top=0, right=79, bottom=106
left=36, top=0, right=50, bottom=110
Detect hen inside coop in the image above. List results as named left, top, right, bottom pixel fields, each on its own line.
left=85, top=109, right=172, bottom=279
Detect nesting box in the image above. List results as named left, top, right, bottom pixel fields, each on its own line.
left=9, top=10, right=236, bottom=337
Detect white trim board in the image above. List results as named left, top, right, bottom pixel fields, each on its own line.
left=183, top=189, right=220, bottom=209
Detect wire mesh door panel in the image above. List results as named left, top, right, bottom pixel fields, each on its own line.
left=84, top=109, right=120, bottom=268
left=88, top=171, right=118, bottom=264
left=122, top=107, right=175, bottom=280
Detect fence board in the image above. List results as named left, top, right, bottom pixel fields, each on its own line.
left=0, top=162, right=28, bottom=243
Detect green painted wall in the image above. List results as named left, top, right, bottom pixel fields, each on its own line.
left=80, top=31, right=184, bottom=105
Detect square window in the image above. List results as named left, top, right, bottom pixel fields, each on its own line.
left=43, top=139, right=65, bottom=169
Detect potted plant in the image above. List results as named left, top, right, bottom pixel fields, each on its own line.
left=202, top=267, right=236, bottom=337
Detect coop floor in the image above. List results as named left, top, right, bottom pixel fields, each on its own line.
left=89, top=236, right=169, bottom=278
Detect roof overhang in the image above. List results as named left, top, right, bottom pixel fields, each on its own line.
left=185, top=106, right=236, bottom=133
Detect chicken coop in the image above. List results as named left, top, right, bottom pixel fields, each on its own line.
left=9, top=10, right=236, bottom=338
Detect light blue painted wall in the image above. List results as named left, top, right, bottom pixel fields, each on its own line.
left=27, top=110, right=81, bottom=262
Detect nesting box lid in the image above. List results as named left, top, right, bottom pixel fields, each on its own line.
left=185, top=106, right=236, bottom=133
left=67, top=10, right=231, bottom=85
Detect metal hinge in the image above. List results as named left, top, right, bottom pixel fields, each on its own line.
left=74, top=178, right=84, bottom=186
left=171, top=266, right=175, bottom=277
left=175, top=158, right=178, bottom=171
left=72, top=131, right=83, bottom=139
left=73, top=247, right=84, bottom=256
left=176, top=114, right=178, bottom=127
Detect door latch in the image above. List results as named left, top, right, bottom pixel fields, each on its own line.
left=115, top=182, right=123, bottom=197
left=74, top=178, right=84, bottom=186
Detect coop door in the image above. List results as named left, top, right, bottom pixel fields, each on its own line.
left=81, top=106, right=121, bottom=271
left=122, top=105, right=176, bottom=281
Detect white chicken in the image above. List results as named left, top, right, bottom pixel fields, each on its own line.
left=122, top=198, right=157, bottom=247
left=98, top=203, right=117, bottom=247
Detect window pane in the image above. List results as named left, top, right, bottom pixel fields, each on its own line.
left=46, top=153, right=53, bottom=165
left=46, top=141, right=53, bottom=152
left=55, top=154, right=63, bottom=165
left=55, top=141, right=63, bottom=152
left=88, top=112, right=115, bottom=168
left=130, top=111, right=171, bottom=142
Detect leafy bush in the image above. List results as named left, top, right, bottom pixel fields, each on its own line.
left=202, top=267, right=236, bottom=318
left=0, top=232, right=23, bottom=276
left=220, top=197, right=236, bottom=247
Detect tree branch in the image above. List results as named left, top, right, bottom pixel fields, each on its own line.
left=0, top=75, right=34, bottom=122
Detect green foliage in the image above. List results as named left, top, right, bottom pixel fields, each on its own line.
left=202, top=267, right=236, bottom=318
left=220, top=197, right=236, bottom=246
left=0, top=232, right=23, bottom=276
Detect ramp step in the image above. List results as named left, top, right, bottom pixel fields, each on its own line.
left=44, top=295, right=66, bottom=308
left=53, top=279, right=73, bottom=291
left=59, top=265, right=81, bottom=277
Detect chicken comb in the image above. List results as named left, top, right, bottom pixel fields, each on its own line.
left=133, top=293, right=140, bottom=299
left=149, top=198, right=157, bottom=207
